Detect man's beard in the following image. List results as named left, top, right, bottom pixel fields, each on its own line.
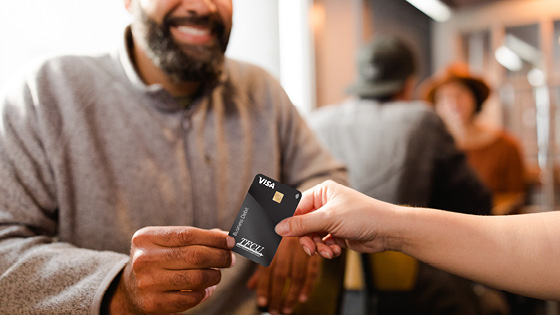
left=131, top=6, right=230, bottom=83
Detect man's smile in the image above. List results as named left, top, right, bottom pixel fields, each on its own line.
left=171, top=24, right=215, bottom=46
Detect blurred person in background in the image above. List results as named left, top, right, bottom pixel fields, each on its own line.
left=422, top=63, right=528, bottom=216
left=307, top=35, right=497, bottom=315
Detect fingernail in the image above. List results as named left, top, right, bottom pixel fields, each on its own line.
left=257, top=296, right=267, bottom=307
left=299, top=294, right=308, bottom=303
left=275, top=221, right=289, bottom=235
left=320, top=251, right=332, bottom=259
left=333, top=246, right=341, bottom=256
left=303, top=246, right=312, bottom=256
left=283, top=307, right=293, bottom=314
left=226, top=236, right=235, bottom=248
left=202, top=285, right=216, bottom=302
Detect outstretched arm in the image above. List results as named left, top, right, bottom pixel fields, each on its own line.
left=275, top=181, right=560, bottom=301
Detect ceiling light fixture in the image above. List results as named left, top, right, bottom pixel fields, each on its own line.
left=406, top=0, right=452, bottom=22
left=494, top=46, right=523, bottom=72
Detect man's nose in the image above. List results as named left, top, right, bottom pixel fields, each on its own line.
left=180, top=0, right=218, bottom=16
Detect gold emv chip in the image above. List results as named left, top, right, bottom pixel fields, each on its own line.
left=273, top=191, right=284, bottom=203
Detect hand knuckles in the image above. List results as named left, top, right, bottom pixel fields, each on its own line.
left=167, top=247, right=184, bottom=262
left=187, top=247, right=209, bottom=266
left=171, top=271, right=193, bottom=287
left=130, top=250, right=153, bottom=270
left=131, top=227, right=151, bottom=246
left=136, top=275, right=155, bottom=290
left=176, top=228, right=194, bottom=245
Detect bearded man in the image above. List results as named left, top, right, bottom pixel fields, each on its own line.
left=0, top=1, right=347, bottom=314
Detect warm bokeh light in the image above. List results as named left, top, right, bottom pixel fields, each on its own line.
left=311, top=2, right=326, bottom=34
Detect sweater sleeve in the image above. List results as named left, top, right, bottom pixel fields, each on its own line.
left=0, top=80, right=129, bottom=314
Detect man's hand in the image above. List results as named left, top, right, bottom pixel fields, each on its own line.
left=247, top=237, right=320, bottom=315
left=108, top=226, right=235, bottom=314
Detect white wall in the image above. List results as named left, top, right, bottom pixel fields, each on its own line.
left=228, top=0, right=315, bottom=112
left=227, top=0, right=280, bottom=79
left=0, top=0, right=131, bottom=87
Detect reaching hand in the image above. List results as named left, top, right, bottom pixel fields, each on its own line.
left=108, top=226, right=235, bottom=314
left=275, top=180, right=398, bottom=259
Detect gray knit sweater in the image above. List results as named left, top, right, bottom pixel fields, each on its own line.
left=0, top=30, right=347, bottom=314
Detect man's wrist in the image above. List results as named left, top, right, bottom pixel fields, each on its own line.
left=101, top=268, right=134, bottom=314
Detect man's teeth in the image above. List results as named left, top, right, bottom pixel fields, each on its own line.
left=176, top=26, right=210, bottom=36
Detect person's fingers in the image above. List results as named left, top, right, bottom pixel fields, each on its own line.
left=255, top=265, right=272, bottom=309
left=133, top=226, right=235, bottom=249
left=136, top=245, right=233, bottom=270
left=323, top=236, right=343, bottom=257
left=246, top=267, right=259, bottom=290
left=267, top=253, right=291, bottom=315
left=275, top=209, right=330, bottom=237
left=230, top=251, right=236, bottom=267
left=293, top=184, right=322, bottom=216
left=298, top=254, right=320, bottom=304
left=280, top=246, right=307, bottom=314
left=299, top=235, right=317, bottom=255
left=138, top=268, right=222, bottom=292
left=282, top=251, right=320, bottom=314
left=313, top=235, right=335, bottom=259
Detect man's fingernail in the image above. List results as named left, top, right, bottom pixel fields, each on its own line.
left=226, top=236, right=235, bottom=248
left=257, top=296, right=267, bottom=307
left=202, top=285, right=217, bottom=302
left=299, top=294, right=308, bottom=302
left=320, top=250, right=332, bottom=259
left=303, top=246, right=312, bottom=256
left=275, top=221, right=289, bottom=235
left=283, top=307, right=293, bottom=314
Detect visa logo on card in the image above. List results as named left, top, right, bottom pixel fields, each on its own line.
left=228, top=174, right=301, bottom=266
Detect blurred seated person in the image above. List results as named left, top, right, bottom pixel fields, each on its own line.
left=308, top=35, right=494, bottom=315
left=422, top=63, right=527, bottom=215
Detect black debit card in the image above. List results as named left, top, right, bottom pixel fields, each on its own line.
left=228, top=174, right=301, bottom=266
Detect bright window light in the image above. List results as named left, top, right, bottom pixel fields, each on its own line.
left=279, top=0, right=315, bottom=113
left=527, top=68, right=545, bottom=86
left=0, top=0, right=130, bottom=88
left=406, top=0, right=452, bottom=22
left=495, top=46, right=523, bottom=72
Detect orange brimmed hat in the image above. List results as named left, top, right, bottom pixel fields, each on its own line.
left=421, top=63, right=490, bottom=111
